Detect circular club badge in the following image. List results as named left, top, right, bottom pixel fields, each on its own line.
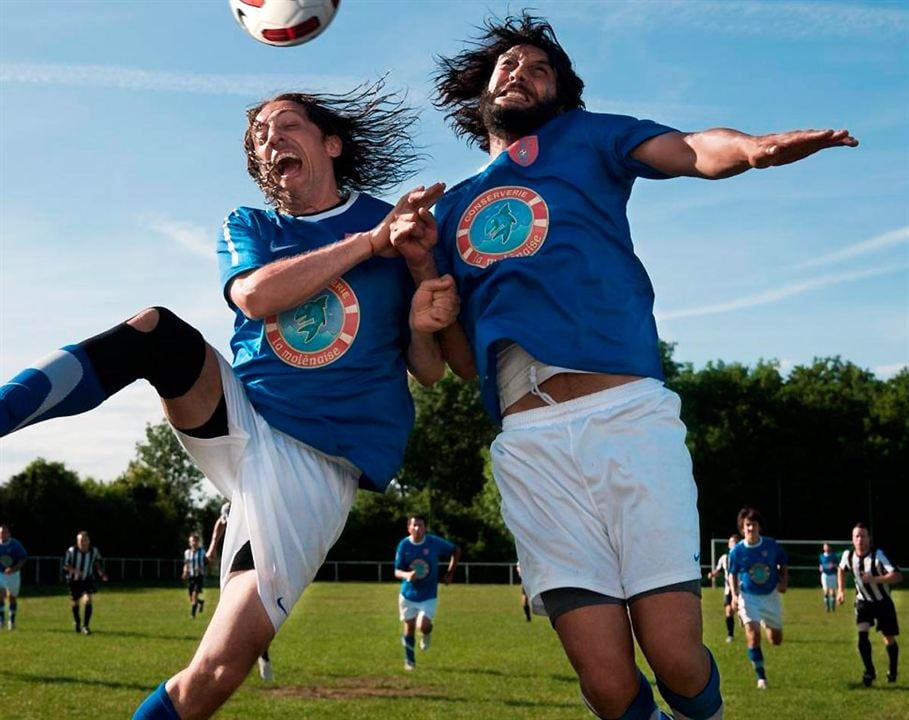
left=456, top=186, right=549, bottom=268
left=265, top=278, right=360, bottom=368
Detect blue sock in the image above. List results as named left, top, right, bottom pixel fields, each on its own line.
left=8, top=601, right=16, bottom=625
left=132, top=682, right=180, bottom=719
left=0, top=345, right=107, bottom=436
left=747, top=647, right=766, bottom=680
left=657, top=648, right=723, bottom=719
left=584, top=671, right=659, bottom=720
left=403, top=634, right=415, bottom=665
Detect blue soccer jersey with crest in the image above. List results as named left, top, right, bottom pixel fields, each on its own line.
left=819, top=551, right=838, bottom=576
left=433, top=109, right=677, bottom=422
left=0, top=537, right=26, bottom=572
left=218, top=191, right=415, bottom=491
left=728, top=537, right=788, bottom=595
left=395, top=534, right=458, bottom=602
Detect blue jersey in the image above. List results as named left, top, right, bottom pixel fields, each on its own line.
left=0, top=537, right=26, bottom=571
left=434, top=110, right=676, bottom=422
left=728, top=537, right=788, bottom=596
left=218, top=192, right=415, bottom=490
left=395, top=534, right=457, bottom=602
left=819, top=551, right=838, bottom=576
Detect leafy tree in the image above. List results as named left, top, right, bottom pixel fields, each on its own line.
left=0, top=458, right=89, bottom=554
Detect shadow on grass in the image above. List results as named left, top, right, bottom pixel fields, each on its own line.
left=42, top=627, right=198, bottom=641
left=432, top=664, right=576, bottom=684
left=844, top=681, right=908, bottom=692
left=0, top=669, right=152, bottom=693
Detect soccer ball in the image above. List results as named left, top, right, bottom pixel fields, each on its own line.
left=228, top=0, right=340, bottom=47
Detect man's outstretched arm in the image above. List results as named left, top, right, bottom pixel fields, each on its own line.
left=632, top=127, right=858, bottom=180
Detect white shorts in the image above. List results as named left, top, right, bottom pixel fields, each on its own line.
left=176, top=352, right=358, bottom=631
left=821, top=573, right=837, bottom=591
left=398, top=595, right=438, bottom=623
left=0, top=572, right=21, bottom=596
left=492, top=378, right=701, bottom=601
left=738, top=590, right=783, bottom=630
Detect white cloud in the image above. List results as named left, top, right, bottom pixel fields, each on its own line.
left=797, top=226, right=909, bottom=269
left=146, top=216, right=214, bottom=260
left=0, top=62, right=360, bottom=96
left=873, top=362, right=907, bottom=379
left=573, top=1, right=909, bottom=38
left=657, top=263, right=908, bottom=321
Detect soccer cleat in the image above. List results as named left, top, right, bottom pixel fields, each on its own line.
left=404, top=661, right=415, bottom=671
left=756, top=679, right=768, bottom=690
left=886, top=672, right=896, bottom=683
left=258, top=657, right=273, bottom=681
left=81, top=626, right=92, bottom=635
left=725, top=635, right=734, bottom=643
left=862, top=671, right=875, bottom=687
left=420, top=634, right=431, bottom=651
left=74, top=622, right=81, bottom=634
left=8, top=620, right=14, bottom=631
left=198, top=599, right=205, bottom=614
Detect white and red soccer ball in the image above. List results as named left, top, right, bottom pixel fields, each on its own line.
left=228, top=0, right=340, bottom=47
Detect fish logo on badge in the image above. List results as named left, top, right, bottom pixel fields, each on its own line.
left=265, top=278, right=360, bottom=368
left=456, top=186, right=549, bottom=268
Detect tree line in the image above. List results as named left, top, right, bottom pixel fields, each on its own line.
left=2, top=344, right=906, bottom=567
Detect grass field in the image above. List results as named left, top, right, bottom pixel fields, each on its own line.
left=0, top=584, right=906, bottom=719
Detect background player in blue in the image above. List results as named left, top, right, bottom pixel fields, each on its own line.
left=182, top=532, right=207, bottom=620
left=837, top=523, right=903, bottom=686
left=0, top=524, right=27, bottom=630
left=0, top=81, right=459, bottom=720
left=417, top=12, right=854, bottom=720
left=394, top=514, right=460, bottom=671
left=728, top=507, right=789, bottom=690
left=818, top=542, right=839, bottom=613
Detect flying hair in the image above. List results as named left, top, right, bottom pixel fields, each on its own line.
left=244, top=78, right=423, bottom=210
left=433, top=11, right=585, bottom=152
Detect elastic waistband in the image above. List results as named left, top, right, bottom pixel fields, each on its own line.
left=501, top=377, right=665, bottom=431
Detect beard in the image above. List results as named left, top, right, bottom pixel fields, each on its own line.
left=479, top=88, right=562, bottom=139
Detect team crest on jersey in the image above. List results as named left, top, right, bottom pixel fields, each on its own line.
left=456, top=186, right=549, bottom=268
left=508, top=136, right=538, bottom=167
left=410, top=558, right=430, bottom=580
left=748, top=563, right=771, bottom=585
left=265, top=278, right=360, bottom=368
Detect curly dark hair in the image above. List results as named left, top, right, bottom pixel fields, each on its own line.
left=244, top=78, right=422, bottom=209
left=433, top=12, right=585, bottom=151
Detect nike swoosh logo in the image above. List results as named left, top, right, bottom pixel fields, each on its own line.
left=276, top=596, right=288, bottom=616
left=693, top=554, right=700, bottom=562
left=269, top=240, right=297, bottom=252
left=15, top=349, right=83, bottom=431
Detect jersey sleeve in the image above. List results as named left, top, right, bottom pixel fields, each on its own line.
left=394, top=541, right=407, bottom=571
left=727, top=547, right=740, bottom=575
left=434, top=536, right=457, bottom=557
left=876, top=549, right=897, bottom=573
left=218, top=208, right=272, bottom=308
left=839, top=551, right=851, bottom=571
left=587, top=112, right=678, bottom=181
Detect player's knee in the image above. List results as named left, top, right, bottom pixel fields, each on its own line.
left=646, top=645, right=709, bottom=697
left=578, top=666, right=638, bottom=717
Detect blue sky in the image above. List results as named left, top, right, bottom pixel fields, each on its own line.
left=1, top=0, right=907, bottom=482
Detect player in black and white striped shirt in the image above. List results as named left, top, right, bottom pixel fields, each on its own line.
left=63, top=531, right=108, bottom=635
left=182, top=533, right=208, bottom=619
left=837, top=523, right=903, bottom=685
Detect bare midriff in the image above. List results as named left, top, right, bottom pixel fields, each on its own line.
left=502, top=372, right=643, bottom=416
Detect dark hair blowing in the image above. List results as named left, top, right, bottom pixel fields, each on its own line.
left=433, top=12, right=585, bottom=151
left=244, top=78, right=422, bottom=209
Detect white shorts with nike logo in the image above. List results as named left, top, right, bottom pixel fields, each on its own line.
left=176, top=352, right=358, bottom=631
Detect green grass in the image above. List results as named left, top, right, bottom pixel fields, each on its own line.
left=0, top=584, right=906, bottom=718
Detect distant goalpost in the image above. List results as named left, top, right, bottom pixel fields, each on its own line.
left=708, top=537, right=852, bottom=586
